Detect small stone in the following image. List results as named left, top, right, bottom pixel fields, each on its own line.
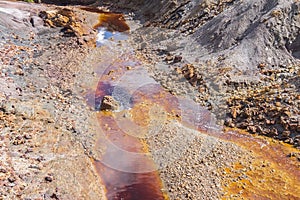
left=15, top=68, right=24, bottom=76
left=231, top=108, right=238, bottom=119
left=50, top=193, right=59, bottom=199
left=100, top=96, right=119, bottom=111
left=24, top=134, right=32, bottom=140
left=107, top=70, right=114, bottom=76
left=247, top=126, right=256, bottom=133
left=45, top=176, right=53, bottom=182
left=30, top=16, right=44, bottom=27
left=173, top=55, right=182, bottom=63
left=275, top=102, right=281, bottom=107
left=8, top=177, right=16, bottom=183
left=282, top=131, right=290, bottom=137
left=165, top=55, right=173, bottom=62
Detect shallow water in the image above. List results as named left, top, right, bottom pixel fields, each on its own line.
left=96, top=27, right=128, bottom=46
left=93, top=63, right=168, bottom=199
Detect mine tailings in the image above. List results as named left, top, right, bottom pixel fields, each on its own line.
left=85, top=8, right=300, bottom=200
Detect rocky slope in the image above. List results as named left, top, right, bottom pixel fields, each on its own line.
left=99, top=0, right=300, bottom=148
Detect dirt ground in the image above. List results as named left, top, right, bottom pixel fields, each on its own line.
left=0, top=0, right=299, bottom=200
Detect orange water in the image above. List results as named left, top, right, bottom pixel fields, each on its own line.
left=80, top=6, right=130, bottom=32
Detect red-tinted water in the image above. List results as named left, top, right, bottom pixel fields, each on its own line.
left=93, top=81, right=167, bottom=200
left=95, top=163, right=166, bottom=200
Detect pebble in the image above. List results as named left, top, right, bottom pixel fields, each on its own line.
left=100, top=95, right=119, bottom=111
left=45, top=176, right=53, bottom=182
left=8, top=177, right=16, bottom=183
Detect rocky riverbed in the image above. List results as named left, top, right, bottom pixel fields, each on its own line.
left=0, top=0, right=299, bottom=200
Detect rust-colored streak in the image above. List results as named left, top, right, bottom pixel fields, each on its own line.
left=92, top=80, right=167, bottom=199
left=221, top=129, right=300, bottom=178
left=94, top=109, right=167, bottom=199
left=220, top=129, right=300, bottom=199
left=97, top=112, right=145, bottom=153
left=222, top=159, right=300, bottom=199
left=92, top=74, right=300, bottom=200
left=94, top=114, right=167, bottom=199
left=130, top=84, right=181, bottom=116
left=95, top=13, right=129, bottom=32
left=80, top=7, right=130, bottom=32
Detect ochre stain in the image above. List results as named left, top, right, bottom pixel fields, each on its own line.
left=94, top=158, right=166, bottom=200
left=221, top=128, right=300, bottom=199
left=80, top=6, right=130, bottom=32
left=222, top=159, right=300, bottom=199
left=95, top=13, right=130, bottom=32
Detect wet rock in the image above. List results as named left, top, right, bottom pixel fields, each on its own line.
left=100, top=95, right=119, bottom=111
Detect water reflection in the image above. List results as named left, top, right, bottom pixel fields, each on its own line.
left=96, top=27, right=128, bottom=46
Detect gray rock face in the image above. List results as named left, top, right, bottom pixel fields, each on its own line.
left=0, top=1, right=39, bottom=30
left=190, top=0, right=299, bottom=68
left=101, top=0, right=179, bottom=20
